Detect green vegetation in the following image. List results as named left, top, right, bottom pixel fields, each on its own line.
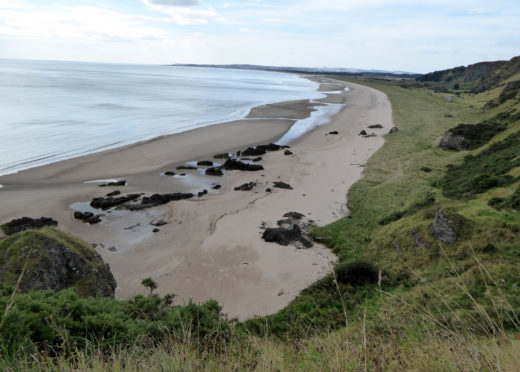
left=439, top=131, right=520, bottom=198
left=1, top=57, right=520, bottom=369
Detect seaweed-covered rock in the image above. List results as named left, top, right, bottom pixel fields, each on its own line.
left=197, top=160, right=213, bottom=166
left=328, top=130, right=339, bottom=135
left=0, top=228, right=116, bottom=297
left=206, top=167, right=224, bottom=176
left=197, top=190, right=208, bottom=197
left=1, top=217, right=58, bottom=236
left=283, top=211, right=305, bottom=220
left=359, top=130, right=368, bottom=136
left=140, top=193, right=194, bottom=207
left=368, top=124, right=383, bottom=129
left=73, top=212, right=101, bottom=224
left=234, top=182, right=256, bottom=191
left=164, top=171, right=175, bottom=176
left=224, top=159, right=264, bottom=171
left=90, top=194, right=141, bottom=210
left=284, top=150, right=293, bottom=155
left=106, top=190, right=121, bottom=196
left=273, top=181, right=293, bottom=190
left=262, top=224, right=313, bottom=248
left=242, top=147, right=266, bottom=156
left=99, top=180, right=126, bottom=187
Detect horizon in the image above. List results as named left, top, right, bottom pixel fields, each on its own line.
left=1, top=1, right=519, bottom=74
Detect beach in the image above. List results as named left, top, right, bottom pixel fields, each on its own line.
left=0, top=77, right=392, bottom=320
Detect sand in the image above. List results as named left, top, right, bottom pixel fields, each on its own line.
left=0, top=78, right=392, bottom=320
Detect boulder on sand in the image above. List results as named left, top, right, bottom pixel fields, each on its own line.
left=224, top=159, right=264, bottom=171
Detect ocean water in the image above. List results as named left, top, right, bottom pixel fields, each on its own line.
left=0, top=59, right=336, bottom=176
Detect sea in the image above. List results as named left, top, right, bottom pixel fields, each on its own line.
left=0, top=59, right=342, bottom=176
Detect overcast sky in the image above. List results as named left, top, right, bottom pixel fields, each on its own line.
left=0, top=0, right=519, bottom=73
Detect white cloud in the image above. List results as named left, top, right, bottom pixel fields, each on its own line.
left=141, top=0, right=221, bottom=25
left=146, top=0, right=200, bottom=6
left=0, top=6, right=170, bottom=42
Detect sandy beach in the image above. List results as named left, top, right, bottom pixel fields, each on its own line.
left=0, top=78, right=392, bottom=320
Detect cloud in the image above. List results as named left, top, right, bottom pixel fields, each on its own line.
left=146, top=0, right=199, bottom=6
left=141, top=0, right=220, bottom=25
left=0, top=5, right=171, bottom=43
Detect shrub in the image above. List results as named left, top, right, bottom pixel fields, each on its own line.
left=334, top=261, right=379, bottom=287
left=420, top=166, right=432, bottom=172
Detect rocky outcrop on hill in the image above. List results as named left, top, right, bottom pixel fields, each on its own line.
left=439, top=131, right=465, bottom=151
left=430, top=209, right=460, bottom=244
left=0, top=228, right=116, bottom=297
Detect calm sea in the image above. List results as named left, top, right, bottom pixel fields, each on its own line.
left=0, top=60, right=333, bottom=176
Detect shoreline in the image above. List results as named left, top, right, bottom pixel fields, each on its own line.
left=0, top=77, right=392, bottom=320
left=0, top=70, right=328, bottom=178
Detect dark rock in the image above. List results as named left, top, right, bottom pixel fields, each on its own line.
left=197, top=160, right=213, bottom=166
left=283, top=211, right=305, bottom=220
left=256, top=143, right=282, bottom=152
left=364, top=132, right=377, bottom=137
left=234, top=182, right=256, bottom=191
left=224, top=159, right=264, bottom=171
left=90, top=194, right=141, bottom=210
left=1, top=217, right=58, bottom=236
left=388, top=127, right=399, bottom=134
left=164, top=171, right=175, bottom=176
left=262, top=224, right=313, bottom=248
left=430, top=209, right=458, bottom=243
left=180, top=173, right=186, bottom=176
left=74, top=211, right=93, bottom=220
left=242, top=147, right=266, bottom=156
left=106, top=190, right=121, bottom=197
left=214, top=153, right=231, bottom=159
left=328, top=130, right=339, bottom=135
left=139, top=193, right=194, bottom=208
left=206, top=167, right=224, bottom=176
left=266, top=188, right=272, bottom=192
left=153, top=228, right=160, bottom=233
left=236, top=150, right=241, bottom=156
left=176, top=165, right=197, bottom=170
left=198, top=189, right=208, bottom=197
left=439, top=131, right=465, bottom=151
left=99, top=180, right=126, bottom=187
left=151, top=220, right=168, bottom=227
left=86, top=215, right=101, bottom=224
left=284, top=150, right=293, bottom=155
left=252, top=157, right=263, bottom=162
left=368, top=124, right=383, bottom=129
left=74, top=211, right=101, bottom=224
left=273, top=182, right=293, bottom=190
left=359, top=130, right=367, bottom=136
left=212, top=184, right=222, bottom=189
left=107, top=246, right=117, bottom=252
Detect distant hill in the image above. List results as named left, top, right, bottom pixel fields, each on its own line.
left=417, top=56, right=520, bottom=92
left=172, top=63, right=420, bottom=79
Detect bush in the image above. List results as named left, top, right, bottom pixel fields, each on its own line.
left=334, top=261, right=379, bottom=287
left=420, top=166, right=432, bottom=173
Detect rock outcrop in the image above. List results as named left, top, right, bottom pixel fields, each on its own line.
left=0, top=228, right=116, bottom=297
left=90, top=194, right=141, bottom=210
left=224, top=159, right=264, bottom=171
left=430, top=209, right=459, bottom=243
left=1, top=217, right=58, bottom=236
left=439, top=131, right=465, bottom=151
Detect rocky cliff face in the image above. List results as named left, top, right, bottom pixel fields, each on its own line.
left=439, top=131, right=465, bottom=151
left=0, top=228, right=116, bottom=298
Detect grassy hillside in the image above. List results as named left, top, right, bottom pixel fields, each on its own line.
left=1, top=66, right=520, bottom=370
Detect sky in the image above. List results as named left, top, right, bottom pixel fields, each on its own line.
left=0, top=0, right=519, bottom=73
